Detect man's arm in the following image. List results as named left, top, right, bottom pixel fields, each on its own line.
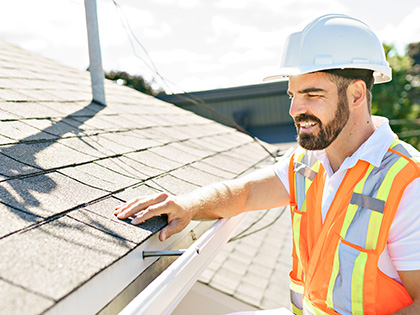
left=114, top=167, right=289, bottom=241
left=392, top=270, right=420, bottom=314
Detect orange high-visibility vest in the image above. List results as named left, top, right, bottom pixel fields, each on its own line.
left=288, top=139, right=420, bottom=315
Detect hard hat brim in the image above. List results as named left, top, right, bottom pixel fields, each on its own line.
left=263, top=64, right=392, bottom=84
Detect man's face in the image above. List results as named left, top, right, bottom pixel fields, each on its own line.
left=287, top=73, right=350, bottom=150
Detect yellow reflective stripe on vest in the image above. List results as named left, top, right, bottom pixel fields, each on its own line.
left=303, top=297, right=329, bottom=315
left=376, top=158, right=408, bottom=202
left=290, top=279, right=304, bottom=314
left=326, top=244, right=340, bottom=310
left=365, top=210, right=383, bottom=250
left=292, top=148, right=304, bottom=260
left=292, top=304, right=303, bottom=315
left=294, top=152, right=306, bottom=211
left=390, top=139, right=420, bottom=162
left=292, top=211, right=303, bottom=267
left=351, top=251, right=368, bottom=315
left=364, top=157, right=408, bottom=250
left=290, top=278, right=304, bottom=294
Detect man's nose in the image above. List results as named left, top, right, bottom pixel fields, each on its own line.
left=289, top=97, right=307, bottom=117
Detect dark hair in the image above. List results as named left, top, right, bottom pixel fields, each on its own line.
left=322, top=69, right=374, bottom=114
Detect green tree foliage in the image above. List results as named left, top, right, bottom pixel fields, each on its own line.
left=105, top=71, right=164, bottom=96
left=372, top=43, right=420, bottom=148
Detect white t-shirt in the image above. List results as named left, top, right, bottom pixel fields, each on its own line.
left=273, top=117, right=420, bottom=283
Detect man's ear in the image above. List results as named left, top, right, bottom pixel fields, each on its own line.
left=348, top=80, right=366, bottom=108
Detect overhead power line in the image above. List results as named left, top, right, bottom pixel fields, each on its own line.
left=229, top=206, right=288, bottom=242
left=110, top=0, right=279, bottom=160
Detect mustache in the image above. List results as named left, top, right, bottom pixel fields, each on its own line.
left=294, top=113, right=322, bottom=125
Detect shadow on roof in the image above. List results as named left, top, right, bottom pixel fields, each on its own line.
left=0, top=101, right=105, bottom=224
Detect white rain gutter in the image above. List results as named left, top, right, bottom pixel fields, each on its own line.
left=119, top=213, right=248, bottom=315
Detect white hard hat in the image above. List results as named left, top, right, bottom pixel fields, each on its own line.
left=265, top=14, right=391, bottom=84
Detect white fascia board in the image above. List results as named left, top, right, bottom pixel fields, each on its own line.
left=45, top=221, right=201, bottom=315
left=120, top=213, right=248, bottom=315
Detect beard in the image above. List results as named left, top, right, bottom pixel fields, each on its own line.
left=294, top=94, right=350, bottom=150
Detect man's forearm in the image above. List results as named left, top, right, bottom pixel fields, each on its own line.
left=182, top=167, right=289, bottom=221
left=180, top=180, right=249, bottom=221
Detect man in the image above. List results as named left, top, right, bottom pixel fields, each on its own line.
left=115, top=14, right=420, bottom=314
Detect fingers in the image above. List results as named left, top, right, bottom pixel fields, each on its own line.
left=130, top=202, right=166, bottom=225
left=159, top=217, right=188, bottom=241
left=114, top=193, right=169, bottom=220
left=114, top=193, right=191, bottom=242
left=114, top=197, right=146, bottom=216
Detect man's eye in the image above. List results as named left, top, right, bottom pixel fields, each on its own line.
left=307, top=94, right=321, bottom=98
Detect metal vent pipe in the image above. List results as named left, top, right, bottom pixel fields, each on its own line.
left=84, top=0, right=106, bottom=105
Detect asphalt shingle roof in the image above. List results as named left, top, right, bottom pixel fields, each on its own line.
left=0, top=38, right=278, bottom=314
left=200, top=206, right=293, bottom=310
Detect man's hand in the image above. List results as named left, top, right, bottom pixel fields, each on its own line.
left=114, top=193, right=194, bottom=241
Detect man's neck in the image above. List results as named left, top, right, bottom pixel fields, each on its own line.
left=325, top=116, right=376, bottom=173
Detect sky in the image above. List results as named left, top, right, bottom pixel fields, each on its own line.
left=1, top=0, right=420, bottom=93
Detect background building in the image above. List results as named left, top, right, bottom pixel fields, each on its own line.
left=157, top=81, right=297, bottom=145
